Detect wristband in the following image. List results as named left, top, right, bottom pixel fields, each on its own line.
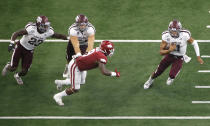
left=10, top=40, right=15, bottom=44
left=111, top=72, right=116, bottom=77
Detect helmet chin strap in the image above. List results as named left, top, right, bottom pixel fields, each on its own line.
left=170, top=30, right=180, bottom=38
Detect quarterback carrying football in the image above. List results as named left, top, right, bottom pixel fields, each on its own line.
left=53, top=40, right=120, bottom=106
left=1, top=16, right=68, bottom=85
left=143, top=19, right=204, bottom=89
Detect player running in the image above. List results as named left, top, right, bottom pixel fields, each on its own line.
left=53, top=40, right=120, bottom=106
left=143, top=19, right=204, bottom=89
left=1, top=16, right=68, bottom=85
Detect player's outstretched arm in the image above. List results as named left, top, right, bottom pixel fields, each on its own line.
left=11, top=29, right=28, bottom=42
left=70, top=36, right=81, bottom=55
left=187, top=37, right=204, bottom=64
left=98, top=62, right=120, bottom=77
left=51, top=33, right=68, bottom=40
left=86, top=35, right=95, bottom=52
left=9, top=29, right=28, bottom=52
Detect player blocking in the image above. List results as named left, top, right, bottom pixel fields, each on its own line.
left=53, top=40, right=120, bottom=106
left=63, top=14, right=96, bottom=78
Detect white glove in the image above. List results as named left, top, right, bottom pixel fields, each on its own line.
left=183, top=54, right=191, bottom=63
left=72, top=53, right=82, bottom=59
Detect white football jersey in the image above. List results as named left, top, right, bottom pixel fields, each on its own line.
left=162, top=30, right=191, bottom=56
left=68, top=22, right=95, bottom=45
left=20, top=23, right=54, bottom=50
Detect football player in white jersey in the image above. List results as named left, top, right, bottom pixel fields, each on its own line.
left=143, top=19, right=204, bottom=89
left=61, top=14, right=95, bottom=84
left=2, top=16, right=68, bottom=85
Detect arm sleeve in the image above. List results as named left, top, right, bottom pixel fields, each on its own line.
left=98, top=53, right=107, bottom=64
left=25, top=26, right=34, bottom=35
left=191, top=40, right=200, bottom=56
left=87, top=27, right=95, bottom=36
left=48, top=27, right=55, bottom=37
left=69, top=28, right=78, bottom=36
left=162, top=34, right=167, bottom=42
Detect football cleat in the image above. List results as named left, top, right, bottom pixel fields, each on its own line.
left=166, top=77, right=174, bottom=85
left=14, top=73, right=23, bottom=85
left=53, top=94, right=64, bottom=106
left=2, top=62, right=10, bottom=76
left=55, top=80, right=63, bottom=90
left=143, top=76, right=154, bottom=89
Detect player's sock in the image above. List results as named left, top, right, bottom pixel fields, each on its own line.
left=58, top=90, right=68, bottom=97
left=53, top=90, right=67, bottom=106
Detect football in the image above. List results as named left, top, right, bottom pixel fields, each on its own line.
left=164, top=43, right=170, bottom=50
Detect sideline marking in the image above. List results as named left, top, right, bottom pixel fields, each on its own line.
left=1, top=39, right=210, bottom=43
left=195, top=86, right=210, bottom=88
left=1, top=116, right=210, bottom=119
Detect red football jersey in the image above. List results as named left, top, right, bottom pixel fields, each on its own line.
left=76, top=48, right=108, bottom=71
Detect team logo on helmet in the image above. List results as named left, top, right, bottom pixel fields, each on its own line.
left=168, top=19, right=182, bottom=38
left=36, top=16, right=50, bottom=33
left=100, top=40, right=115, bottom=57
left=75, top=14, right=88, bottom=31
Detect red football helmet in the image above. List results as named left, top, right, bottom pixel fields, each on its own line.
left=168, top=19, right=182, bottom=38
left=36, top=16, right=50, bottom=33
left=75, top=14, right=88, bottom=31
left=100, top=40, right=114, bottom=57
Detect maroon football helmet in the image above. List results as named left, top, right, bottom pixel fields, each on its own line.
left=168, top=19, right=182, bottom=38
left=100, top=40, right=114, bottom=57
left=75, top=14, right=88, bottom=31
left=36, top=16, right=50, bottom=33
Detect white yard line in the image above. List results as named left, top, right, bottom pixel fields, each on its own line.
left=192, top=101, right=210, bottom=104
left=1, top=116, right=210, bottom=119
left=201, top=55, right=210, bottom=58
left=1, top=39, right=210, bottom=43
left=198, top=70, right=210, bottom=73
left=195, top=86, right=210, bottom=88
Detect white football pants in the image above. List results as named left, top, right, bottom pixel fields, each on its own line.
left=67, top=59, right=87, bottom=90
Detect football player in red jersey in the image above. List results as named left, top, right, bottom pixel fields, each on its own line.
left=53, top=40, right=120, bottom=106
left=1, top=16, right=68, bottom=85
